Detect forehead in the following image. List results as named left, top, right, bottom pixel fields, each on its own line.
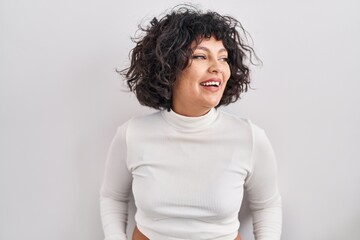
left=191, top=36, right=227, bottom=51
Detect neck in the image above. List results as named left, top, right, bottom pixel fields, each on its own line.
left=171, top=105, right=212, bottom=117
left=161, top=107, right=218, bottom=132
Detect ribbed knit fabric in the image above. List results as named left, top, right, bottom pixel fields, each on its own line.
left=100, top=108, right=282, bottom=240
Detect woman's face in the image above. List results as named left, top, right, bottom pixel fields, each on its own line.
left=172, top=36, right=231, bottom=117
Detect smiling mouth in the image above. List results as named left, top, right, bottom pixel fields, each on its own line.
left=200, top=81, right=221, bottom=87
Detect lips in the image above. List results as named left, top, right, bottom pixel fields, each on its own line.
left=200, top=79, right=221, bottom=87
left=199, top=78, right=222, bottom=92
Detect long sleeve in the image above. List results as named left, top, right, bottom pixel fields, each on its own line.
left=244, top=122, right=282, bottom=240
left=100, top=122, right=132, bottom=240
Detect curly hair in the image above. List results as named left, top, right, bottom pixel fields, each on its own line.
left=120, top=4, right=259, bottom=111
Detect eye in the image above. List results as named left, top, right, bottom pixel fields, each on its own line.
left=219, top=57, right=229, bottom=62
left=192, top=55, right=206, bottom=60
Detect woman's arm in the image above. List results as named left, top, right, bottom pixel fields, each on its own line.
left=100, top=122, right=132, bottom=240
left=244, top=122, right=282, bottom=240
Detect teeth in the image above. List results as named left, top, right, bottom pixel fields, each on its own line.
left=201, top=81, right=220, bottom=86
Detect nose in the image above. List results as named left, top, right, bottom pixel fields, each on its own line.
left=208, top=60, right=222, bottom=74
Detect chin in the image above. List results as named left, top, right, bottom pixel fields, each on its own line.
left=204, top=100, right=221, bottom=109
left=199, top=94, right=223, bottom=108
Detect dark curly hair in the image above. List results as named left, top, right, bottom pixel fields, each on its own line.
left=120, top=4, right=260, bottom=111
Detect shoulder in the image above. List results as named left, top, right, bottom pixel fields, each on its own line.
left=115, top=111, right=163, bottom=134
left=218, top=109, right=268, bottom=141
left=220, top=111, right=277, bottom=173
left=218, top=109, right=264, bottom=131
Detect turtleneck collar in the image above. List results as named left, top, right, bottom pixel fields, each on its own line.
left=160, top=108, right=219, bottom=131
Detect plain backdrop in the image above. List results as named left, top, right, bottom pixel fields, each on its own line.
left=1, top=0, right=359, bottom=239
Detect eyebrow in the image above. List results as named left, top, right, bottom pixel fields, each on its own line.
left=195, top=46, right=228, bottom=53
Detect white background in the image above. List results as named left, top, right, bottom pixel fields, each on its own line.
left=1, top=0, right=359, bottom=239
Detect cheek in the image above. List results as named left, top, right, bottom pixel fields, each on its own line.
left=224, top=66, right=231, bottom=82
left=174, top=73, right=194, bottom=94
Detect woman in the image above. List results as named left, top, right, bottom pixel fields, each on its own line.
left=100, top=5, right=282, bottom=240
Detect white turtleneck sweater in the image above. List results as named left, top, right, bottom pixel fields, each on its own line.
left=100, top=108, right=282, bottom=240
